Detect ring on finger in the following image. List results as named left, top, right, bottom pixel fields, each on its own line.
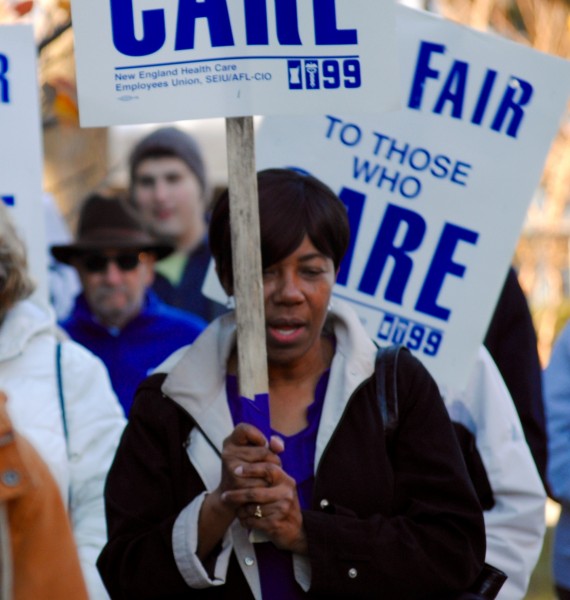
left=254, top=504, right=263, bottom=519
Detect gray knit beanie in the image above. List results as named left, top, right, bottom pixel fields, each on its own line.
left=129, top=127, right=207, bottom=194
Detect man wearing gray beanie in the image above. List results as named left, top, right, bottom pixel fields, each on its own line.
left=129, top=126, right=227, bottom=322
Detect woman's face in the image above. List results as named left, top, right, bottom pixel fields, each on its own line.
left=263, top=235, right=336, bottom=367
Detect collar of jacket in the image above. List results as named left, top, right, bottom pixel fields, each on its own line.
left=0, top=300, right=55, bottom=362
left=161, top=299, right=377, bottom=466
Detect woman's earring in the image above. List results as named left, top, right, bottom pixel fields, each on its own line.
left=226, top=296, right=235, bottom=309
left=328, top=300, right=334, bottom=312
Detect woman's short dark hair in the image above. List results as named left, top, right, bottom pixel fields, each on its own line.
left=209, top=168, right=349, bottom=294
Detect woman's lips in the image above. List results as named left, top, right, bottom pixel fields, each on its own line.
left=267, top=322, right=305, bottom=344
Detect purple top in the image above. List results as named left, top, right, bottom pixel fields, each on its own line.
left=226, top=370, right=330, bottom=599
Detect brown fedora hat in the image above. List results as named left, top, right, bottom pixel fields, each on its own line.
left=50, top=192, right=174, bottom=265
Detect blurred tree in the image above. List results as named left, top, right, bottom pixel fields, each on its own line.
left=0, top=0, right=108, bottom=229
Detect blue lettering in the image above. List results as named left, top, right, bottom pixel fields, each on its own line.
left=325, top=114, right=343, bottom=138
left=491, top=77, right=533, bottom=139
left=244, top=0, right=268, bottom=44
left=415, top=223, right=478, bottom=320
left=337, top=187, right=366, bottom=286
left=424, top=330, right=442, bottom=356
left=430, top=155, right=451, bottom=178
left=1, top=195, right=15, bottom=206
left=314, top=0, right=357, bottom=45
left=372, top=132, right=390, bottom=156
left=275, top=0, right=301, bottom=44
left=408, top=148, right=430, bottom=171
left=110, top=0, right=166, bottom=57
left=376, top=167, right=400, bottom=192
left=399, top=177, right=421, bottom=199
left=0, top=54, right=9, bottom=103
left=408, top=41, right=531, bottom=137
left=175, top=0, right=234, bottom=50
left=325, top=116, right=361, bottom=146
left=408, top=41, right=445, bottom=110
left=471, top=69, right=497, bottom=125
left=111, top=0, right=359, bottom=57
left=386, top=138, right=410, bottom=164
left=339, top=123, right=361, bottom=146
left=450, top=161, right=471, bottom=186
left=433, top=60, right=468, bottom=119
left=359, top=204, right=426, bottom=303
left=353, top=158, right=380, bottom=184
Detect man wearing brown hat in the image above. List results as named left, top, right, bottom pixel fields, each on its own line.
left=51, top=191, right=206, bottom=416
left=128, top=126, right=227, bottom=322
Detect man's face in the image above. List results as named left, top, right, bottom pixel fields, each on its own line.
left=132, top=156, right=205, bottom=249
left=74, top=249, right=155, bottom=329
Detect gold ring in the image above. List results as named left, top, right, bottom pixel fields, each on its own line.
left=254, top=504, right=263, bottom=519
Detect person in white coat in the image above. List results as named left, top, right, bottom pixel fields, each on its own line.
left=0, top=201, right=126, bottom=599
left=438, top=345, right=546, bottom=600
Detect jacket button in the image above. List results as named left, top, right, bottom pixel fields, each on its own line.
left=0, top=431, right=14, bottom=447
left=244, top=556, right=255, bottom=567
left=319, top=498, right=330, bottom=510
left=1, top=470, right=21, bottom=487
left=348, top=568, right=358, bottom=579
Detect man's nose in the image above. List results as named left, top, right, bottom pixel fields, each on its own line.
left=102, top=260, right=124, bottom=283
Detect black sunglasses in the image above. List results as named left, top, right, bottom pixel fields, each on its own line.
left=78, top=252, right=143, bottom=274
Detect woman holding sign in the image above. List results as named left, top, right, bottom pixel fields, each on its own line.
left=98, top=169, right=485, bottom=598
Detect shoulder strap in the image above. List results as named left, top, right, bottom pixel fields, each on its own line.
left=375, top=345, right=404, bottom=448
left=55, top=342, right=69, bottom=447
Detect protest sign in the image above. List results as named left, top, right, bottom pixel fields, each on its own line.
left=70, top=0, right=403, bottom=410
left=250, top=5, right=570, bottom=389
left=0, top=24, right=48, bottom=306
left=70, top=0, right=400, bottom=127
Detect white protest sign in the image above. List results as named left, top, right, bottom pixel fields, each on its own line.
left=70, top=0, right=400, bottom=127
left=0, top=25, right=48, bottom=306
left=251, top=6, right=570, bottom=389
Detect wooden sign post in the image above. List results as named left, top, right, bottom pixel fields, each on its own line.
left=225, top=116, right=269, bottom=401
left=226, top=116, right=270, bottom=544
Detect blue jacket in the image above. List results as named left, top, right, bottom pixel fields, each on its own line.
left=60, top=291, right=205, bottom=415
left=544, top=323, right=570, bottom=590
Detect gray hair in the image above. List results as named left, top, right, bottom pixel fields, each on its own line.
left=0, top=202, right=35, bottom=316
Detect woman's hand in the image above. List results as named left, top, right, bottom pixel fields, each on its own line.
left=219, top=423, right=283, bottom=495
left=198, top=423, right=282, bottom=559
left=220, top=425, right=308, bottom=555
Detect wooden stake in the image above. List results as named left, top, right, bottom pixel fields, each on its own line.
left=225, top=116, right=268, bottom=400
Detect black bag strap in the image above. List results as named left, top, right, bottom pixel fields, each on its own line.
left=374, top=344, right=507, bottom=599
left=375, top=344, right=405, bottom=449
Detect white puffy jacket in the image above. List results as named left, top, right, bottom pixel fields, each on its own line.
left=438, top=346, right=546, bottom=600
left=1, top=300, right=126, bottom=599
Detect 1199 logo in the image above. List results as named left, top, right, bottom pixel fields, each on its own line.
left=287, top=58, right=361, bottom=90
